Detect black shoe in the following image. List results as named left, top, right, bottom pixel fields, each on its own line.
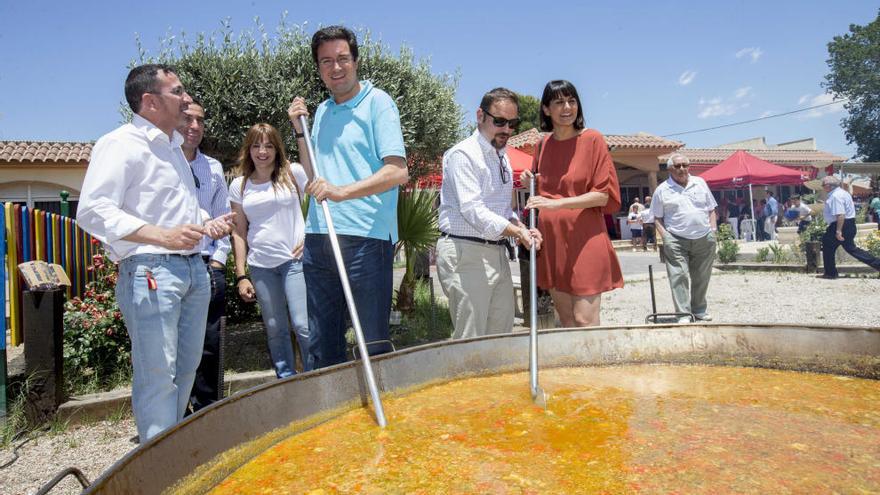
left=816, top=274, right=838, bottom=280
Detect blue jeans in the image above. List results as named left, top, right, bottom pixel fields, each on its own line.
left=250, top=259, right=311, bottom=377
left=303, top=234, right=393, bottom=369
left=116, top=253, right=209, bottom=441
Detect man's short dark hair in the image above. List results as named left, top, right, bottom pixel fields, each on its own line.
left=125, top=64, right=177, bottom=113
left=311, top=26, right=359, bottom=66
left=791, top=195, right=800, bottom=200
left=479, top=88, right=519, bottom=113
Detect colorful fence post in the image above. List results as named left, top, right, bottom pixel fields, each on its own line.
left=1, top=207, right=7, bottom=425
left=2, top=203, right=97, bottom=347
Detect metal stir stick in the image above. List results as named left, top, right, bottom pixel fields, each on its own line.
left=529, top=174, right=547, bottom=407
left=298, top=116, right=388, bottom=427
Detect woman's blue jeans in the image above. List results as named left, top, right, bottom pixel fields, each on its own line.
left=250, top=259, right=312, bottom=377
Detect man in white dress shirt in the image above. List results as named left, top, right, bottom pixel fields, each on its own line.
left=819, top=175, right=880, bottom=279
left=437, top=88, right=541, bottom=339
left=78, top=64, right=233, bottom=441
left=651, top=152, right=718, bottom=322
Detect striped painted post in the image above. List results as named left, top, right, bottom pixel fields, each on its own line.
left=1, top=206, right=7, bottom=424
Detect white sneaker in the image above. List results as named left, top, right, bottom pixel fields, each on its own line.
left=694, top=313, right=713, bottom=321
left=677, top=316, right=692, bottom=324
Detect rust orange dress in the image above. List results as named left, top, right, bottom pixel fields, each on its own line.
left=534, top=130, right=623, bottom=296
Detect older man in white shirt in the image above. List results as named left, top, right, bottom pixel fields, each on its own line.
left=651, top=152, right=718, bottom=322
left=78, top=64, right=233, bottom=441
left=819, top=175, right=880, bottom=279
left=437, top=88, right=541, bottom=339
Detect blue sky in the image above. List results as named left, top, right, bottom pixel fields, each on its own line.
left=1, top=0, right=876, bottom=159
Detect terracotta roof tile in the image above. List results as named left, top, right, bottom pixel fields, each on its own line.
left=660, top=148, right=846, bottom=165
left=508, top=129, right=684, bottom=151
left=0, top=141, right=93, bottom=164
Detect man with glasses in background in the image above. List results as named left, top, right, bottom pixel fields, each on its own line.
left=651, top=152, right=718, bottom=323
left=286, top=26, right=408, bottom=369
left=437, top=87, right=542, bottom=339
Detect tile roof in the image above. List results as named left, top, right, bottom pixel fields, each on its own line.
left=661, top=148, right=846, bottom=165
left=0, top=141, right=93, bottom=164
left=507, top=128, right=684, bottom=151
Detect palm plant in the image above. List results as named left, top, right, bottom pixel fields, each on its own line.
left=395, top=187, right=439, bottom=313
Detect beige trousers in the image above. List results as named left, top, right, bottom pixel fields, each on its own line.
left=436, top=237, right=515, bottom=339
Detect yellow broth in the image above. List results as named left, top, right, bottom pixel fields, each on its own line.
left=195, top=365, right=880, bottom=494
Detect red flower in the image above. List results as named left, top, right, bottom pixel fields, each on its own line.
left=105, top=328, right=114, bottom=337
left=91, top=238, right=101, bottom=246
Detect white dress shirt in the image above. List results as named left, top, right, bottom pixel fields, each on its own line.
left=438, top=130, right=516, bottom=240
left=650, top=175, right=717, bottom=239
left=823, top=186, right=856, bottom=224
left=78, top=114, right=204, bottom=261
left=190, top=150, right=231, bottom=265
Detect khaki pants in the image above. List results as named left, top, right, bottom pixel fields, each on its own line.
left=662, top=232, right=716, bottom=316
left=436, top=237, right=514, bottom=339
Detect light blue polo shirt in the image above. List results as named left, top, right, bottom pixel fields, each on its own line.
left=307, top=80, right=407, bottom=243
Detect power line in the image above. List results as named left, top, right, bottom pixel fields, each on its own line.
left=661, top=99, right=848, bottom=138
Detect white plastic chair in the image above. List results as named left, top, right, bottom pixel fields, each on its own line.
left=740, top=219, right=757, bottom=242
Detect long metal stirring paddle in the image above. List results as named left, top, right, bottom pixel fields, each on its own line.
left=298, top=115, right=388, bottom=427
left=529, top=174, right=547, bottom=408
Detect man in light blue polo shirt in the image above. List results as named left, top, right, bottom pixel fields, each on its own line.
left=288, top=25, right=408, bottom=369
left=819, top=175, right=880, bottom=279
left=651, top=152, right=718, bottom=322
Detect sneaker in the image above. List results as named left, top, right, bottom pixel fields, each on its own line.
left=677, top=316, right=693, bottom=324
left=816, top=274, right=839, bottom=280
left=694, top=313, right=713, bottom=321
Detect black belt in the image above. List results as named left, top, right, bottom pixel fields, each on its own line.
left=441, top=232, right=506, bottom=246
left=202, top=255, right=212, bottom=264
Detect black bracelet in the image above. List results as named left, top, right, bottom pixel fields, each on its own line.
left=294, top=132, right=305, bottom=139
left=235, top=275, right=250, bottom=284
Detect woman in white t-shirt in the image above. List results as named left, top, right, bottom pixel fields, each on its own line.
left=230, top=123, right=311, bottom=378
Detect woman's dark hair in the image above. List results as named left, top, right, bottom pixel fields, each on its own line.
left=539, top=80, right=585, bottom=132
left=125, top=64, right=177, bottom=113
left=311, top=25, right=359, bottom=66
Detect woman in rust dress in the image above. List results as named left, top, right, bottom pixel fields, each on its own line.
left=524, top=80, right=623, bottom=327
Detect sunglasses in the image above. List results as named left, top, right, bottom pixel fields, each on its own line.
left=482, top=108, right=520, bottom=129
left=671, top=163, right=690, bottom=170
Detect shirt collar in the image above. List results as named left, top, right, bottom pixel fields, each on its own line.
left=475, top=129, right=507, bottom=157
left=327, top=80, right=373, bottom=109
left=132, top=114, right=184, bottom=147
left=665, top=175, right=692, bottom=191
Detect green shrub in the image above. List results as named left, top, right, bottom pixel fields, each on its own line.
left=862, top=230, right=880, bottom=257
left=754, top=247, right=770, bottom=263
left=224, top=255, right=261, bottom=324
left=768, top=243, right=791, bottom=264
left=390, top=279, right=453, bottom=349
left=63, top=245, right=132, bottom=394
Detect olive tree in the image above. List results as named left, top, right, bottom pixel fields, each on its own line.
left=130, top=17, right=463, bottom=178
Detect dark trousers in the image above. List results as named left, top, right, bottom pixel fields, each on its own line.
left=797, top=220, right=811, bottom=234
left=189, top=265, right=226, bottom=412
left=822, top=218, right=880, bottom=277
left=303, top=234, right=394, bottom=369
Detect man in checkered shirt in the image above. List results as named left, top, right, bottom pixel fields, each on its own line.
left=436, top=88, right=542, bottom=339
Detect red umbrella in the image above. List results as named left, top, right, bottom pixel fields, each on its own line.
left=697, top=150, right=807, bottom=188
left=417, top=146, right=534, bottom=189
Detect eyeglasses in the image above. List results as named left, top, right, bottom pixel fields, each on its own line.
left=497, top=152, right=510, bottom=184
left=190, top=168, right=200, bottom=189
left=482, top=108, right=520, bottom=129
left=149, top=86, right=187, bottom=97
left=318, top=55, right=354, bottom=69
left=671, top=163, right=690, bottom=170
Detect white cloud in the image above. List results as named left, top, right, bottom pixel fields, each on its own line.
left=797, top=93, right=846, bottom=119
left=697, top=87, right=754, bottom=119
left=735, top=47, right=764, bottom=63
left=759, top=110, right=774, bottom=118
left=678, top=70, right=697, bottom=86
left=697, top=97, right=739, bottom=119
left=734, top=86, right=753, bottom=99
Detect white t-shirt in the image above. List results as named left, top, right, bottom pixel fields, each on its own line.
left=628, top=212, right=642, bottom=230
left=639, top=207, right=654, bottom=224
left=650, top=175, right=717, bottom=239
left=229, top=164, right=309, bottom=268
left=795, top=203, right=812, bottom=222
